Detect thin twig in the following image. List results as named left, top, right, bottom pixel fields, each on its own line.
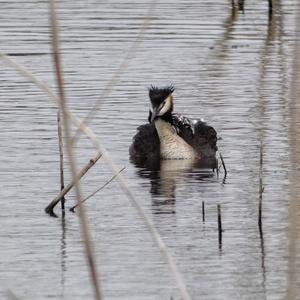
left=49, top=1, right=102, bottom=299
left=268, top=0, right=273, bottom=17
left=57, top=110, right=65, bottom=215
left=219, top=151, right=227, bottom=177
left=258, top=141, right=266, bottom=284
left=45, top=151, right=102, bottom=215
left=258, top=141, right=264, bottom=231
left=70, top=167, right=125, bottom=212
left=202, top=201, right=205, bottom=223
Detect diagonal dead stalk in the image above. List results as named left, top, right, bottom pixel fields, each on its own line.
left=0, top=54, right=97, bottom=146
left=45, top=151, right=102, bottom=215
left=5, top=290, right=19, bottom=300
left=49, top=1, right=102, bottom=299
left=0, top=54, right=58, bottom=99
left=71, top=0, right=157, bottom=144
left=69, top=166, right=125, bottom=212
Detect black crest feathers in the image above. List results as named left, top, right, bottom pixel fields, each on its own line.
left=148, top=85, right=175, bottom=105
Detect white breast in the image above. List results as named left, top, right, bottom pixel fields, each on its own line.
left=154, top=119, right=198, bottom=160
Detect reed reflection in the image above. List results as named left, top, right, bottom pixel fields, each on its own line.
left=60, top=216, right=67, bottom=297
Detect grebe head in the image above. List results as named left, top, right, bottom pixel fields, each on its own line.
left=148, top=85, right=175, bottom=123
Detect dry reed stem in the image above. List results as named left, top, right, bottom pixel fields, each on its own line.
left=217, top=204, right=222, bottom=247
left=218, top=151, right=227, bottom=177
left=0, top=54, right=58, bottom=99
left=0, top=54, right=88, bottom=134
left=0, top=54, right=192, bottom=300
left=258, top=141, right=266, bottom=284
left=45, top=151, right=102, bottom=214
left=268, top=0, right=273, bottom=16
left=258, top=141, right=263, bottom=231
left=57, top=110, right=65, bottom=215
left=70, top=166, right=125, bottom=212
left=71, top=0, right=157, bottom=144
left=5, top=290, right=19, bottom=300
left=49, top=1, right=102, bottom=299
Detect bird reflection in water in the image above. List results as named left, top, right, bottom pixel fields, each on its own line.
left=133, top=157, right=217, bottom=214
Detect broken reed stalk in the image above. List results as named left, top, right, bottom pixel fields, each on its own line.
left=231, top=1, right=236, bottom=17
left=70, top=167, right=125, bottom=212
left=258, top=188, right=263, bottom=232
left=217, top=204, right=222, bottom=247
left=258, top=142, right=266, bottom=278
left=202, top=201, right=205, bottom=223
left=57, top=110, right=65, bottom=215
left=45, top=151, right=102, bottom=215
left=0, top=53, right=192, bottom=300
left=238, top=0, right=244, bottom=12
left=219, top=151, right=227, bottom=177
left=268, top=0, right=273, bottom=17
left=258, top=141, right=263, bottom=232
left=49, top=1, right=102, bottom=300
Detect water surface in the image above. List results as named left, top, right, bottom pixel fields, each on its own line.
left=0, top=1, right=300, bottom=299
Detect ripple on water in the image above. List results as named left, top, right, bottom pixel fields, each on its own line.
left=0, top=0, right=300, bottom=299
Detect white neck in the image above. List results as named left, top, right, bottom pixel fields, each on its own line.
left=154, top=119, right=198, bottom=160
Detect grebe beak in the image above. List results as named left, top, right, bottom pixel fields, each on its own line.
left=150, top=108, right=159, bottom=123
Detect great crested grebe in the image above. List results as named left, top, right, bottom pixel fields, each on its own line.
left=129, top=85, right=218, bottom=165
